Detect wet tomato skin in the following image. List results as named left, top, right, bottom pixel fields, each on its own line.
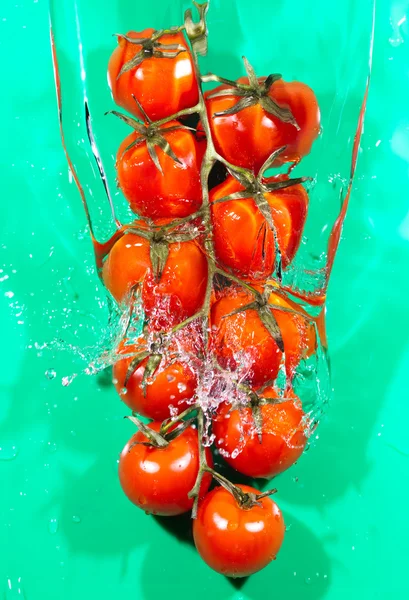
left=205, top=77, right=320, bottom=172
left=193, top=484, right=285, bottom=577
left=119, top=423, right=213, bottom=516
left=108, top=29, right=199, bottom=122
left=213, top=387, right=308, bottom=479
left=102, top=233, right=208, bottom=330
left=117, top=122, right=205, bottom=220
left=113, top=338, right=197, bottom=421
left=267, top=289, right=316, bottom=378
left=210, top=288, right=283, bottom=387
left=210, top=175, right=308, bottom=280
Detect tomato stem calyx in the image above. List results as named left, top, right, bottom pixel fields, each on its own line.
left=115, top=29, right=187, bottom=78
left=203, top=56, right=298, bottom=128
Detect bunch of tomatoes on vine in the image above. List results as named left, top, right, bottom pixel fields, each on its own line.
left=102, top=2, right=320, bottom=578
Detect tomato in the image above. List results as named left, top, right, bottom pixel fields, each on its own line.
left=205, top=77, right=320, bottom=172
left=119, top=423, right=212, bottom=516
left=102, top=232, right=208, bottom=330
left=193, top=484, right=285, bottom=577
left=267, top=289, right=316, bottom=376
left=213, top=387, right=308, bottom=479
left=210, top=174, right=308, bottom=279
left=113, top=336, right=198, bottom=420
left=210, top=288, right=283, bottom=387
left=108, top=29, right=199, bottom=122
left=117, top=121, right=205, bottom=220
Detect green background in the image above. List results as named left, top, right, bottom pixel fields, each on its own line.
left=1, top=0, right=409, bottom=598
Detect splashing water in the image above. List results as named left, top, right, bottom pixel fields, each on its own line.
left=47, top=0, right=374, bottom=462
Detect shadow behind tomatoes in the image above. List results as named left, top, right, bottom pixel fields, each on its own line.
left=119, top=423, right=213, bottom=516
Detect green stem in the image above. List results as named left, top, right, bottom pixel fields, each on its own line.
left=188, top=407, right=209, bottom=519
left=126, top=415, right=168, bottom=448
left=160, top=404, right=198, bottom=436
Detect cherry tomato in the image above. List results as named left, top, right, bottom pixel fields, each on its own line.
left=210, top=288, right=283, bottom=387
left=210, top=175, right=308, bottom=280
left=205, top=77, right=320, bottom=172
left=193, top=484, right=285, bottom=577
left=113, top=337, right=198, bottom=420
left=119, top=423, right=212, bottom=516
left=268, top=288, right=316, bottom=376
left=213, top=387, right=308, bottom=479
left=108, top=29, right=199, bottom=122
left=117, top=122, right=205, bottom=220
left=102, top=232, right=208, bottom=330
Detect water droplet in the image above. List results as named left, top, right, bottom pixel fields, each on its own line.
left=49, top=518, right=58, bottom=534
left=62, top=374, right=77, bottom=387
left=177, top=382, right=187, bottom=393
left=45, top=369, right=56, bottom=380
left=47, top=442, right=57, bottom=453
left=72, top=515, right=81, bottom=523
left=0, top=444, right=19, bottom=461
left=305, top=577, right=311, bottom=585
left=227, top=521, right=238, bottom=531
left=138, top=495, right=147, bottom=506
left=5, top=577, right=26, bottom=598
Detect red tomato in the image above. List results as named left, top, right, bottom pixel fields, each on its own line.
left=267, top=288, right=316, bottom=376
left=119, top=423, right=213, bottom=516
left=117, top=122, right=205, bottom=220
left=102, top=233, right=208, bottom=330
left=213, top=387, right=308, bottom=478
left=193, top=484, right=285, bottom=577
left=108, top=29, right=199, bottom=122
left=205, top=77, right=320, bottom=172
left=210, top=288, right=283, bottom=387
left=210, top=175, right=308, bottom=279
left=113, top=337, right=198, bottom=420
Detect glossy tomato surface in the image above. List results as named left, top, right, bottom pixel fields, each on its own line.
left=117, top=122, right=205, bottom=220
left=210, top=287, right=283, bottom=387
left=113, top=337, right=197, bottom=420
left=119, top=423, right=212, bottom=516
left=213, top=387, right=308, bottom=478
left=193, top=484, right=285, bottom=577
left=206, top=77, right=320, bottom=172
left=108, top=29, right=199, bottom=121
left=210, top=175, right=308, bottom=280
left=102, top=233, right=208, bottom=330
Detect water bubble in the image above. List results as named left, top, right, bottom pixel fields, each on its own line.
left=72, top=515, right=81, bottom=524
left=0, top=444, right=19, bottom=461
left=47, top=442, right=57, bottom=454
left=45, top=369, right=57, bottom=380
left=49, top=518, right=59, bottom=534
left=177, top=382, right=187, bottom=393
